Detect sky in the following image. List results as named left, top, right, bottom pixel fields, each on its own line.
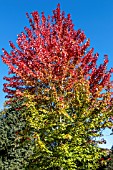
left=0, top=0, right=113, bottom=149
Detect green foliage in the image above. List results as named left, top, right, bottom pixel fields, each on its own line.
left=105, top=146, right=113, bottom=170
left=0, top=80, right=112, bottom=169
left=20, top=81, right=109, bottom=170
left=0, top=99, right=34, bottom=170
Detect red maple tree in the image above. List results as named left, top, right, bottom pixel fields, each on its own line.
left=2, top=4, right=113, bottom=100
left=1, top=4, right=113, bottom=169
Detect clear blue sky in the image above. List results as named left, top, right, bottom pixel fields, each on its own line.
left=0, top=0, right=113, bottom=149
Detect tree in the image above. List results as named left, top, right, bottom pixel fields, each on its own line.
left=104, top=145, right=113, bottom=170
left=0, top=99, right=34, bottom=170
left=1, top=4, right=113, bottom=169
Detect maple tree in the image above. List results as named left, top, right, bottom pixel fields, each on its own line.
left=1, top=4, right=113, bottom=169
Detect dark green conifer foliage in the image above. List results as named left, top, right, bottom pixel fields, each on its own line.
left=0, top=99, right=33, bottom=170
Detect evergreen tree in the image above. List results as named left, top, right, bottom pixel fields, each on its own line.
left=0, top=99, right=34, bottom=170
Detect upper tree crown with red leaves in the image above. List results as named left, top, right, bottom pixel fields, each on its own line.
left=1, top=4, right=113, bottom=98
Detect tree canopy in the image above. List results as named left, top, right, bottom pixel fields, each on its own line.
left=1, top=4, right=113, bottom=170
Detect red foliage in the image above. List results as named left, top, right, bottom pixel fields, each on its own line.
left=1, top=4, right=113, bottom=98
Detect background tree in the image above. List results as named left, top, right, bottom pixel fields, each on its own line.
left=0, top=98, right=34, bottom=170
left=104, top=145, right=113, bottom=170
left=1, top=4, right=113, bottom=170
